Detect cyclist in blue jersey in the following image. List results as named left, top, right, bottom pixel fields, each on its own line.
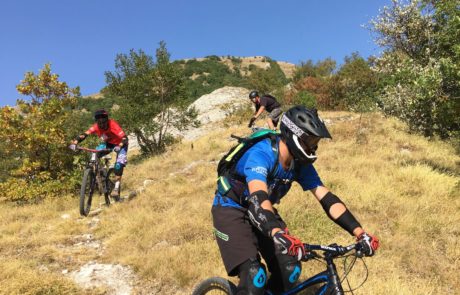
left=212, top=106, right=379, bottom=295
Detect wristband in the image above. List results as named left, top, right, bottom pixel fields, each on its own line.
left=74, top=133, right=87, bottom=143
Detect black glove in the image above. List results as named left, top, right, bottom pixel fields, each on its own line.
left=248, top=117, right=256, bottom=127
left=273, top=230, right=305, bottom=261
left=357, top=232, right=379, bottom=256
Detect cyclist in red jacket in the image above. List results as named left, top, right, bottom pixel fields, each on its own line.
left=70, top=109, right=128, bottom=200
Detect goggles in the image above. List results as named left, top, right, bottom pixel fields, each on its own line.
left=299, top=135, right=321, bottom=153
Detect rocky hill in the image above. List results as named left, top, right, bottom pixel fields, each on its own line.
left=128, top=86, right=251, bottom=149
left=184, top=55, right=296, bottom=78
left=83, top=56, right=296, bottom=99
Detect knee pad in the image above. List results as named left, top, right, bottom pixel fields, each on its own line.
left=237, top=259, right=267, bottom=295
left=114, top=163, right=124, bottom=176
left=280, top=260, right=301, bottom=290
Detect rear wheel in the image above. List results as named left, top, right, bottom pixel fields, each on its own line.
left=80, top=168, right=95, bottom=216
left=192, top=277, right=237, bottom=295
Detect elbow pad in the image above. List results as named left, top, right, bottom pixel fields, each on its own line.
left=74, top=133, right=87, bottom=143
left=320, top=192, right=361, bottom=235
left=247, top=190, right=282, bottom=237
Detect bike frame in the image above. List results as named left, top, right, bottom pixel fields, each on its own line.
left=78, top=146, right=112, bottom=193
left=267, top=244, right=358, bottom=295
left=273, top=260, right=338, bottom=295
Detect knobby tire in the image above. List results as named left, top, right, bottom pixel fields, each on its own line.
left=80, top=168, right=95, bottom=216
left=192, top=277, right=237, bottom=295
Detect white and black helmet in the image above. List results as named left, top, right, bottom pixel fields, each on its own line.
left=280, top=106, right=331, bottom=164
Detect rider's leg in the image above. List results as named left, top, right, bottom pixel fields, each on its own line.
left=256, top=212, right=302, bottom=292
left=236, top=258, right=267, bottom=295
left=267, top=118, right=275, bottom=130
left=211, top=199, right=266, bottom=294
left=268, top=108, right=282, bottom=130
left=267, top=253, right=301, bottom=292
left=111, top=164, right=124, bottom=199
left=112, top=145, right=128, bottom=199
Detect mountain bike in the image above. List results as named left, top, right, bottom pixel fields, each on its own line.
left=77, top=146, right=117, bottom=216
left=192, top=242, right=369, bottom=295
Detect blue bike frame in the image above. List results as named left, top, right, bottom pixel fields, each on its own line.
left=264, top=243, right=356, bottom=295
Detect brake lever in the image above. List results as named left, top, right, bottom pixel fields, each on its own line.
left=355, top=250, right=364, bottom=258
left=302, top=250, right=320, bottom=261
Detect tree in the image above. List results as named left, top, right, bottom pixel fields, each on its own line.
left=0, top=64, right=80, bottom=203
left=370, top=0, right=460, bottom=138
left=248, top=57, right=288, bottom=97
left=331, top=52, right=379, bottom=112
left=292, top=76, right=331, bottom=109
left=293, top=58, right=336, bottom=82
left=287, top=58, right=337, bottom=109
left=105, top=41, right=198, bottom=155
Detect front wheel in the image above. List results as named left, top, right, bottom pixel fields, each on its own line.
left=192, top=277, right=237, bottom=295
left=80, top=168, right=95, bottom=216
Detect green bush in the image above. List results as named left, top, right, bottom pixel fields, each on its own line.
left=293, top=90, right=317, bottom=108
left=370, top=0, right=460, bottom=139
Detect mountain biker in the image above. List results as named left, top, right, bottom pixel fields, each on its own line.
left=69, top=109, right=128, bottom=200
left=212, top=106, right=379, bottom=294
left=248, top=90, right=282, bottom=130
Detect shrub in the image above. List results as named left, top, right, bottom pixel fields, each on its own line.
left=0, top=64, right=80, bottom=203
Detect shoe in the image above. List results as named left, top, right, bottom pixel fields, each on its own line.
left=111, top=191, right=122, bottom=202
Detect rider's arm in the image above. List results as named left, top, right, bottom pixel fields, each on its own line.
left=72, top=129, right=92, bottom=145
left=110, top=120, right=127, bottom=147
left=311, top=186, right=364, bottom=237
left=119, top=136, right=129, bottom=147
left=253, top=105, right=265, bottom=119
left=247, top=180, right=283, bottom=237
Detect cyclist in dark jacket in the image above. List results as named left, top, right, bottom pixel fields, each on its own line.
left=212, top=106, right=379, bottom=294
left=70, top=109, right=128, bottom=199
left=248, top=90, right=282, bottom=130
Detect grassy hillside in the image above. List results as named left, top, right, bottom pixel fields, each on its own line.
left=0, top=112, right=458, bottom=294
left=80, top=55, right=295, bottom=107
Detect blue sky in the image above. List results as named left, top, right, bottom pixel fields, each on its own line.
left=0, top=0, right=391, bottom=106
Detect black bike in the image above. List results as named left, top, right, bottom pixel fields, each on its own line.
left=77, top=146, right=117, bottom=216
left=192, top=242, right=369, bottom=295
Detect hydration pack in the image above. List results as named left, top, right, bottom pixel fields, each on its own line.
left=217, top=129, right=280, bottom=179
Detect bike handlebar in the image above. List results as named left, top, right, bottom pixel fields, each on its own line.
left=302, top=242, right=363, bottom=261
left=76, top=146, right=112, bottom=153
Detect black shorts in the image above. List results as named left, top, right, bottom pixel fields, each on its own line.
left=212, top=202, right=295, bottom=276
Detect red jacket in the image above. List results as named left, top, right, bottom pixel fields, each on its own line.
left=85, top=119, right=126, bottom=145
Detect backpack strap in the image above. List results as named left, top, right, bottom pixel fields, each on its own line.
left=229, top=134, right=280, bottom=181
left=219, top=135, right=281, bottom=205
left=267, top=134, right=279, bottom=179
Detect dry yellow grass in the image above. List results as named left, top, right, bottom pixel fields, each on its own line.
left=0, top=111, right=458, bottom=294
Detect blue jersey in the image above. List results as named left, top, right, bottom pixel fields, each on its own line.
left=213, top=137, right=323, bottom=208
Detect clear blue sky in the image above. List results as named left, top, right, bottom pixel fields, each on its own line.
left=0, top=0, right=391, bottom=106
